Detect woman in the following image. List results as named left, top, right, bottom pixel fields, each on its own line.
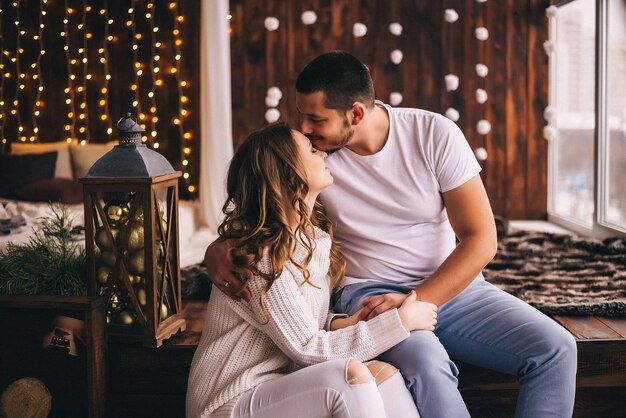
left=186, top=123, right=438, bottom=418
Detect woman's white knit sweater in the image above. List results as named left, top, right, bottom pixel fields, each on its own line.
left=186, top=228, right=410, bottom=418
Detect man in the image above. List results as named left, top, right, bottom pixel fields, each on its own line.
left=205, top=51, right=577, bottom=418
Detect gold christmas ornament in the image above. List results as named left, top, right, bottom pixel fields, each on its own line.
left=127, top=223, right=145, bottom=251
left=128, top=274, right=142, bottom=286
left=104, top=203, right=129, bottom=226
left=134, top=207, right=144, bottom=223
left=96, top=266, right=114, bottom=286
left=109, top=288, right=123, bottom=311
left=118, top=310, right=135, bottom=325
left=95, top=226, right=119, bottom=251
left=101, top=251, right=117, bottom=267
left=136, top=288, right=147, bottom=306
left=160, top=303, right=169, bottom=320
left=126, top=250, right=145, bottom=275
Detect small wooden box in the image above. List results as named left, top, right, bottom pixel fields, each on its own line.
left=0, top=295, right=107, bottom=418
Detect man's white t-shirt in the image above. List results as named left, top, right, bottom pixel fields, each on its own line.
left=319, top=103, right=482, bottom=288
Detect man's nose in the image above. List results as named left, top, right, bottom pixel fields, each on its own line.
left=299, top=119, right=312, bottom=134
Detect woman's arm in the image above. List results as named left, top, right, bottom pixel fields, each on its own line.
left=330, top=293, right=438, bottom=332
left=329, top=309, right=365, bottom=331
left=226, top=263, right=410, bottom=366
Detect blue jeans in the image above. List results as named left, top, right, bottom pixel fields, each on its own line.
left=332, top=277, right=577, bottom=418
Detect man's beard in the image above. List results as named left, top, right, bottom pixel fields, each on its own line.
left=308, top=116, right=354, bottom=155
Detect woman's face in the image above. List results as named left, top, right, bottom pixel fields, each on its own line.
left=292, top=129, right=334, bottom=194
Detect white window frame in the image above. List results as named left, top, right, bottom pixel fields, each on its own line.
left=547, top=0, right=626, bottom=238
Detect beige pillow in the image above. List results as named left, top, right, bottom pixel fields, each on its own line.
left=70, top=141, right=118, bottom=179
left=10, top=141, right=73, bottom=179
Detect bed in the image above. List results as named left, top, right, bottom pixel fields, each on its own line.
left=0, top=141, right=217, bottom=268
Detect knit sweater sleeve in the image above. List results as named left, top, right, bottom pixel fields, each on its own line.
left=226, top=262, right=409, bottom=366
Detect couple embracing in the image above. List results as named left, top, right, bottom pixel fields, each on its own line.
left=186, top=51, right=577, bottom=418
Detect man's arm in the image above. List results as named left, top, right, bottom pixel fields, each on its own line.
left=362, top=174, right=497, bottom=318
left=203, top=238, right=254, bottom=301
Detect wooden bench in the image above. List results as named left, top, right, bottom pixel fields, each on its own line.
left=108, top=301, right=626, bottom=418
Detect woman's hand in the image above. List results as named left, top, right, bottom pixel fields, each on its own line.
left=203, top=238, right=254, bottom=301
left=398, top=291, right=438, bottom=332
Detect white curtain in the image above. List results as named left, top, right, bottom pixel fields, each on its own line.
left=198, top=0, right=233, bottom=231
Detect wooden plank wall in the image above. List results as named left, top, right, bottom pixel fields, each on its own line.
left=229, top=0, right=550, bottom=219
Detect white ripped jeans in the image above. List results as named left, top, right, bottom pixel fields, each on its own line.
left=231, top=358, right=420, bottom=418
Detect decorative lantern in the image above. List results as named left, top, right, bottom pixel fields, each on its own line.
left=80, top=114, right=185, bottom=348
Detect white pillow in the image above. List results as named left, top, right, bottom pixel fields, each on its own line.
left=70, top=141, right=117, bottom=179
left=10, top=141, right=73, bottom=179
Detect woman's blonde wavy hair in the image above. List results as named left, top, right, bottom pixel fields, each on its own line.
left=218, top=122, right=346, bottom=321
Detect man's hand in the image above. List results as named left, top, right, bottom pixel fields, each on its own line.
left=329, top=308, right=369, bottom=330
left=361, top=293, right=407, bottom=320
left=203, top=239, right=254, bottom=301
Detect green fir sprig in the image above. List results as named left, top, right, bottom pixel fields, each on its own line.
left=0, top=203, right=87, bottom=296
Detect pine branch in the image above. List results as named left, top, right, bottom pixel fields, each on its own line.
left=0, top=203, right=87, bottom=296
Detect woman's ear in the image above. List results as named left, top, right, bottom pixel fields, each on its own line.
left=350, top=103, right=366, bottom=126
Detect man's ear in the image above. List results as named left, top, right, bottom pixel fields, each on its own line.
left=350, top=102, right=366, bottom=126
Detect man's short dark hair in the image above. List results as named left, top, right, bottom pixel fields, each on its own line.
left=296, top=51, right=375, bottom=110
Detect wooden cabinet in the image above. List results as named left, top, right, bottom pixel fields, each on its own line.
left=0, top=295, right=107, bottom=418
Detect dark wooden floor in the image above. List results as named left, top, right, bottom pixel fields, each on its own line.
left=108, top=301, right=626, bottom=418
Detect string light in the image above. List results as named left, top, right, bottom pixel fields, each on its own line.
left=147, top=2, right=159, bottom=149
left=64, top=0, right=77, bottom=143
left=14, top=0, right=24, bottom=141
left=80, top=0, right=91, bottom=143
left=0, top=6, right=6, bottom=150
left=129, top=0, right=145, bottom=143
left=0, top=1, right=196, bottom=193
left=32, top=0, right=46, bottom=142
left=100, top=0, right=112, bottom=138
left=172, top=0, right=194, bottom=194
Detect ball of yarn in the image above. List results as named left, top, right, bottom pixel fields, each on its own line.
left=264, top=17, right=279, bottom=31
left=390, top=49, right=403, bottom=65
left=475, top=147, right=488, bottom=161
left=477, top=119, right=492, bottom=135
left=476, top=63, right=489, bottom=78
left=476, top=89, right=488, bottom=104
left=475, top=27, right=489, bottom=41
left=265, top=108, right=280, bottom=123
left=389, top=92, right=403, bottom=106
left=353, top=22, right=367, bottom=38
left=445, top=108, right=460, bottom=122
left=445, top=9, right=459, bottom=23
left=389, top=22, right=403, bottom=36
left=445, top=74, right=459, bottom=92
left=301, top=11, right=317, bottom=25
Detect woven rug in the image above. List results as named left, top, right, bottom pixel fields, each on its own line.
left=483, top=225, right=626, bottom=317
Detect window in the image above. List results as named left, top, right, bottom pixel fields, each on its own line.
left=548, top=0, right=626, bottom=236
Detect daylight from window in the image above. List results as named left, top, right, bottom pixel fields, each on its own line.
left=605, top=0, right=626, bottom=228
left=552, top=0, right=596, bottom=228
